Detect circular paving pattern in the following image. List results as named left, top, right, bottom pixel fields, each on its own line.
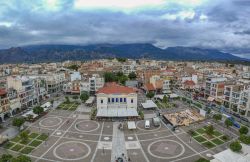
left=53, top=141, right=91, bottom=161
left=136, top=120, right=161, bottom=131
left=148, top=140, right=185, bottom=159
left=39, top=117, right=62, bottom=128
left=75, top=120, right=100, bottom=132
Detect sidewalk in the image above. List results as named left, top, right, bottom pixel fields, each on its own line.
left=111, top=122, right=128, bottom=162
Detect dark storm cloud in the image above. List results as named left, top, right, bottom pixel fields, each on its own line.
left=0, top=0, right=249, bottom=58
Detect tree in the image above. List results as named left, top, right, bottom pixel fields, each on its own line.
left=12, top=118, right=25, bottom=128
left=205, top=125, right=214, bottom=136
left=10, top=155, right=31, bottom=162
left=116, top=58, right=127, bottom=63
left=213, top=114, right=222, bottom=122
left=33, top=106, right=44, bottom=116
left=65, top=96, right=70, bottom=103
left=72, top=95, right=79, bottom=101
left=146, top=92, right=155, bottom=99
left=118, top=75, right=128, bottom=85
left=195, top=158, right=209, bottom=162
left=104, top=72, right=116, bottom=82
left=50, top=100, right=54, bottom=106
left=0, top=154, right=13, bottom=162
left=229, top=141, right=242, bottom=152
left=225, top=118, right=233, bottom=128
left=162, top=95, right=168, bottom=103
left=239, top=134, right=250, bottom=144
left=80, top=92, right=89, bottom=102
left=128, top=72, right=137, bottom=80
left=19, top=131, right=29, bottom=144
left=67, top=64, right=79, bottom=71
left=239, top=126, right=248, bottom=135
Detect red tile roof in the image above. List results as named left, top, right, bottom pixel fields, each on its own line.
left=144, top=83, right=155, bottom=91
left=97, top=82, right=136, bottom=94
left=0, top=89, right=7, bottom=96
left=183, top=80, right=195, bottom=86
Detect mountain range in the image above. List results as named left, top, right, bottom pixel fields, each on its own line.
left=0, top=43, right=247, bottom=63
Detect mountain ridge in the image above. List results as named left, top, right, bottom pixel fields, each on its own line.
left=0, top=43, right=246, bottom=63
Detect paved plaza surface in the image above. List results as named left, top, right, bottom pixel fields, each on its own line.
left=3, top=107, right=238, bottom=162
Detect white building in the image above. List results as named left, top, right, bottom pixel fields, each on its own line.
left=70, top=72, right=81, bottom=81
left=96, top=82, right=138, bottom=118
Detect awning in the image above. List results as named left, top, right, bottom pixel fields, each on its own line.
left=207, top=97, right=215, bottom=102
left=127, top=121, right=136, bottom=130
left=41, top=102, right=51, bottom=108
left=85, top=97, right=95, bottom=104
left=141, top=100, right=157, bottom=109
left=169, top=94, right=179, bottom=98
left=97, top=108, right=138, bottom=117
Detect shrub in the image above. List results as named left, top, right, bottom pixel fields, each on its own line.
left=230, top=141, right=242, bottom=152
left=195, top=158, right=209, bottom=162
left=225, top=118, right=233, bottom=128
left=239, top=134, right=250, bottom=144
left=205, top=125, right=214, bottom=136
left=213, top=114, right=222, bottom=122
left=239, top=126, right=248, bottom=135
left=12, top=118, right=25, bottom=128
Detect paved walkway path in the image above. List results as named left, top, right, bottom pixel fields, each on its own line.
left=111, top=122, right=127, bottom=162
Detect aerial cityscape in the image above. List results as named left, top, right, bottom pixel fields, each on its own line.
left=0, top=0, right=250, bottom=162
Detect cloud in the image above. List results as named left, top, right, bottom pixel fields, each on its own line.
left=0, top=0, right=249, bottom=58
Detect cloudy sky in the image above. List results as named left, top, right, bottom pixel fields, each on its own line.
left=0, top=0, right=250, bottom=58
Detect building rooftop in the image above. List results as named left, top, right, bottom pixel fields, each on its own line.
left=97, top=82, right=136, bottom=94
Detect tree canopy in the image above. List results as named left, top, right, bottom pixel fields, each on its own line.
left=229, top=141, right=242, bottom=152
left=12, top=118, right=25, bottom=128
left=213, top=114, right=222, bottom=122
left=239, top=126, right=248, bottom=135
left=205, top=125, right=214, bottom=136
left=33, top=106, right=44, bottom=115
left=103, top=72, right=128, bottom=85
left=146, top=92, right=155, bottom=99
left=80, top=92, right=89, bottom=102
left=225, top=118, right=233, bottom=128
left=128, top=72, right=137, bottom=80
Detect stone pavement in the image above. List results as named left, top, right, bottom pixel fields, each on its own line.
left=111, top=122, right=128, bottom=162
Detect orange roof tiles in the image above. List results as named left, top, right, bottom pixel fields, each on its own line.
left=183, top=80, right=195, bottom=86
left=97, top=82, right=136, bottom=94
left=144, top=83, right=155, bottom=91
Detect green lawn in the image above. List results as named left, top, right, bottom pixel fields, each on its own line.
left=192, top=126, right=227, bottom=149
left=191, top=131, right=199, bottom=137
left=11, top=136, right=21, bottom=143
left=11, top=144, right=23, bottom=151
left=213, top=131, right=222, bottom=137
left=194, top=136, right=207, bottom=143
left=196, top=128, right=205, bottom=134
left=20, top=147, right=34, bottom=154
left=3, top=142, right=15, bottom=149
left=19, top=139, right=30, bottom=145
left=37, top=134, right=48, bottom=141
left=29, top=140, right=43, bottom=147
left=4, top=131, right=48, bottom=155
left=29, top=133, right=39, bottom=139
left=202, top=141, right=216, bottom=149
left=212, top=138, right=224, bottom=145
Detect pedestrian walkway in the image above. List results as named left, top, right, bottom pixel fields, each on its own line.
left=111, top=122, right=128, bottom=162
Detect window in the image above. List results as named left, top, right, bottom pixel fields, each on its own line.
left=120, top=98, right=123, bottom=102
left=131, top=99, right=133, bottom=103
left=101, top=99, right=103, bottom=104
left=108, top=98, right=110, bottom=103
left=116, top=98, right=118, bottom=102
left=112, top=98, right=114, bottom=103
left=124, top=98, right=127, bottom=102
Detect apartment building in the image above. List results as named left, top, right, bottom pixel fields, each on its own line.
left=223, top=84, right=250, bottom=117
left=0, top=89, right=10, bottom=121
left=42, top=73, right=66, bottom=94
left=205, top=76, right=227, bottom=102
